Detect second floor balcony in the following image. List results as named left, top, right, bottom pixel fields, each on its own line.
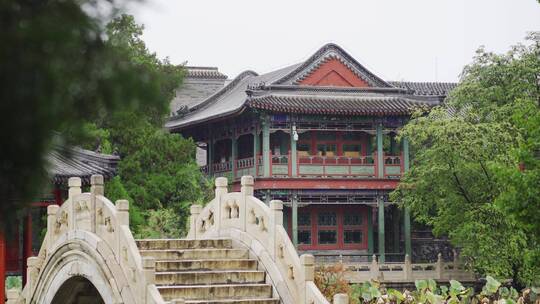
left=200, top=127, right=410, bottom=181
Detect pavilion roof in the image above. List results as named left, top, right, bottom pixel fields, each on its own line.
left=48, top=146, right=119, bottom=185
left=166, top=43, right=456, bottom=131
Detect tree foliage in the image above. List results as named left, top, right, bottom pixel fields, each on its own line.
left=392, top=33, right=540, bottom=286
left=0, top=1, right=169, bottom=226
left=75, top=15, right=211, bottom=237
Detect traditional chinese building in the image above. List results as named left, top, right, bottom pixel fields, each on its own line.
left=166, top=44, right=456, bottom=263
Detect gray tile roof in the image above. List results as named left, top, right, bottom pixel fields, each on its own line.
left=48, top=146, right=119, bottom=185
left=249, top=94, right=434, bottom=115
left=166, top=44, right=457, bottom=131
left=184, top=66, right=228, bottom=80
left=389, top=81, right=457, bottom=96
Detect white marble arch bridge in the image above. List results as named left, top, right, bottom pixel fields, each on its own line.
left=8, top=175, right=349, bottom=304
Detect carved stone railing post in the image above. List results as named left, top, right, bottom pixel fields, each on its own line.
left=91, top=175, right=104, bottom=232
left=26, top=256, right=40, bottom=296
left=215, top=177, right=228, bottom=235
left=300, top=254, right=315, bottom=304
left=116, top=200, right=129, bottom=226
left=46, top=205, right=60, bottom=251
left=6, top=289, right=20, bottom=304
left=404, top=254, right=412, bottom=280
left=68, top=177, right=82, bottom=199
left=188, top=205, right=202, bottom=239
left=241, top=176, right=254, bottom=232
left=333, top=293, right=349, bottom=304
left=90, top=174, right=104, bottom=196
left=370, top=254, right=379, bottom=280
left=142, top=257, right=156, bottom=285
left=68, top=177, right=81, bottom=229
left=270, top=200, right=283, bottom=259
left=436, top=253, right=443, bottom=280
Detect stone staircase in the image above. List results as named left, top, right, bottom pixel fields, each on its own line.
left=136, top=238, right=280, bottom=304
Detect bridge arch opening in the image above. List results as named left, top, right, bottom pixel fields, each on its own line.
left=51, top=276, right=105, bottom=304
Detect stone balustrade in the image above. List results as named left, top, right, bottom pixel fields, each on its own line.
left=16, top=175, right=165, bottom=304
left=188, top=175, right=337, bottom=304
left=341, top=253, right=475, bottom=283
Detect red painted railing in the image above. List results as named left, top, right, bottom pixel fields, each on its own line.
left=236, top=157, right=255, bottom=169
left=298, top=155, right=376, bottom=177
left=201, top=153, right=403, bottom=179
left=212, top=161, right=232, bottom=173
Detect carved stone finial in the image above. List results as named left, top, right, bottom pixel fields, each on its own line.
left=215, top=177, right=228, bottom=188
left=115, top=200, right=129, bottom=212
left=90, top=175, right=104, bottom=186
left=68, top=177, right=82, bottom=188
left=270, top=200, right=283, bottom=211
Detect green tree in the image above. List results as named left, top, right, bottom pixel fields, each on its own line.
left=74, top=15, right=210, bottom=237
left=0, top=1, right=168, bottom=226
left=392, top=33, right=540, bottom=286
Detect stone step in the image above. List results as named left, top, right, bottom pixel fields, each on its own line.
left=155, top=259, right=259, bottom=272
left=158, top=284, right=273, bottom=301
left=156, top=270, right=266, bottom=286
left=136, top=239, right=232, bottom=250
left=183, top=298, right=280, bottom=304
left=141, top=249, right=249, bottom=260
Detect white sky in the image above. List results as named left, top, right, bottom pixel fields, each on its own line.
left=129, top=0, right=540, bottom=82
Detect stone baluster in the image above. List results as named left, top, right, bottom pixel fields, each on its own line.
left=215, top=177, right=228, bottom=235
left=370, top=254, right=379, bottom=280
left=90, top=175, right=104, bottom=233
left=142, top=257, right=156, bottom=285
left=68, top=177, right=82, bottom=229
left=300, top=254, right=315, bottom=304
left=68, top=177, right=82, bottom=199
left=26, top=256, right=40, bottom=295
left=90, top=175, right=104, bottom=196
left=404, top=254, right=412, bottom=280
left=436, top=253, right=443, bottom=280
left=241, top=175, right=254, bottom=196
left=241, top=176, right=254, bottom=232
left=142, top=256, right=156, bottom=302
left=270, top=200, right=283, bottom=259
left=47, top=204, right=59, bottom=247
left=6, top=289, right=20, bottom=304
left=116, top=200, right=129, bottom=226
left=188, top=205, right=202, bottom=239
left=333, top=293, right=349, bottom=304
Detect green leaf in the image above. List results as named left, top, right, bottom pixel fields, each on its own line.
left=484, top=276, right=501, bottom=295
left=416, top=280, right=428, bottom=292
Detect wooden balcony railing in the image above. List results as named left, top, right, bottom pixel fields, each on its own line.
left=202, top=153, right=404, bottom=179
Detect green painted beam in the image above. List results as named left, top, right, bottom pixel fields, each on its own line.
left=290, top=126, right=298, bottom=176
left=253, top=130, right=260, bottom=157
left=262, top=117, right=270, bottom=177
left=376, top=124, right=384, bottom=178
left=367, top=207, right=373, bottom=260
left=403, top=137, right=412, bottom=257
left=208, top=134, right=214, bottom=176
left=231, top=134, right=237, bottom=178
left=292, top=195, right=298, bottom=247
left=378, top=196, right=385, bottom=263
left=392, top=206, right=400, bottom=253
left=403, top=137, right=410, bottom=171
left=404, top=207, right=411, bottom=257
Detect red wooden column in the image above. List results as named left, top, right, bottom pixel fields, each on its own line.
left=0, top=228, right=6, bottom=303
